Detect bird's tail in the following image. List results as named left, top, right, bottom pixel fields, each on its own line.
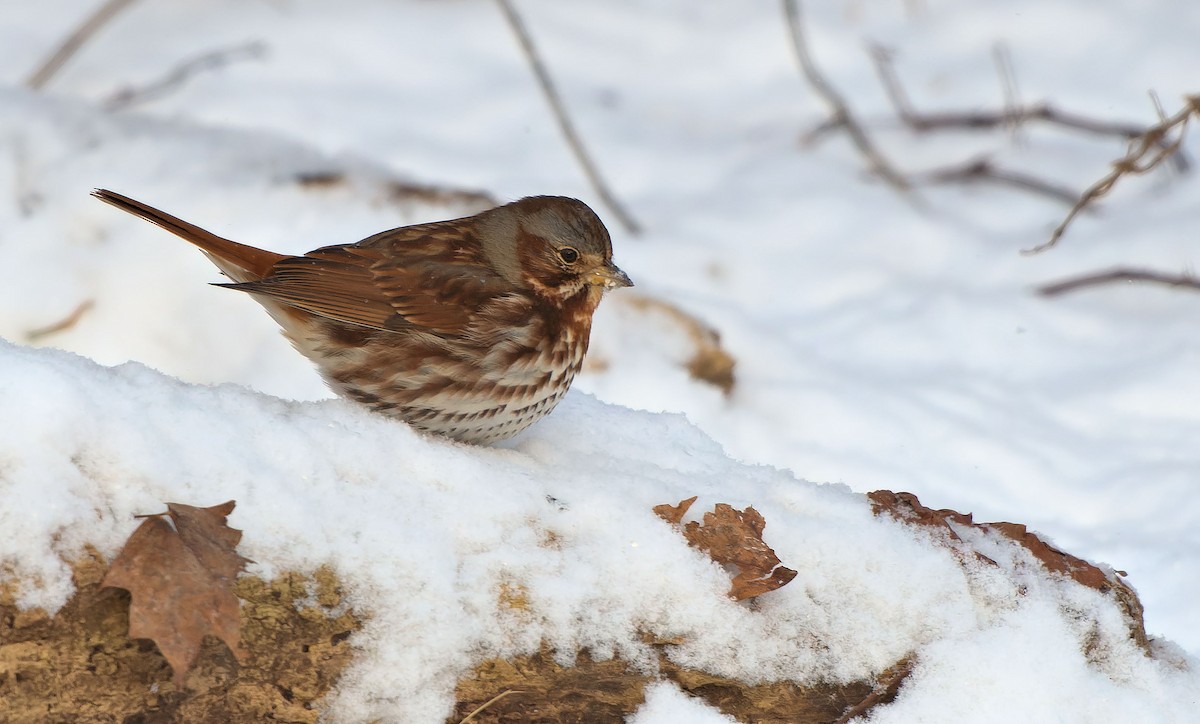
left=92, top=189, right=286, bottom=282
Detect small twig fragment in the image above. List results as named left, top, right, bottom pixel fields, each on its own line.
left=104, top=42, right=267, bottom=111
left=26, top=300, right=95, bottom=342
left=1036, top=267, right=1200, bottom=297
left=783, top=0, right=912, bottom=197
left=495, top=0, right=641, bottom=235
left=870, top=44, right=1190, bottom=172
left=835, top=656, right=916, bottom=724
left=911, top=156, right=1079, bottom=205
left=460, top=690, right=525, bottom=723
left=992, top=43, right=1023, bottom=141
left=1025, top=95, right=1197, bottom=254
left=26, top=0, right=139, bottom=90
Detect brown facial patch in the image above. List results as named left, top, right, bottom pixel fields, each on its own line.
left=515, top=227, right=581, bottom=300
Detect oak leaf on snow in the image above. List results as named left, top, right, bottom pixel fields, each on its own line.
left=102, top=500, right=250, bottom=686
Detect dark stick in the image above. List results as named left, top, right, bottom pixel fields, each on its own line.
left=992, top=43, right=1023, bottom=142
left=1025, top=97, right=1196, bottom=255
left=1036, top=267, right=1200, bottom=297
left=869, top=45, right=1189, bottom=173
left=104, top=42, right=267, bottom=111
left=26, top=300, right=95, bottom=341
left=912, top=156, right=1080, bottom=206
left=782, top=0, right=913, bottom=196
left=835, top=657, right=916, bottom=724
left=495, top=0, right=641, bottom=235
left=26, top=0, right=139, bottom=90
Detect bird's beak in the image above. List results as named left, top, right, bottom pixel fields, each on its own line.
left=588, top=262, right=634, bottom=290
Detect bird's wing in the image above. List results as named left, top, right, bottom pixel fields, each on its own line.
left=221, top=222, right=514, bottom=336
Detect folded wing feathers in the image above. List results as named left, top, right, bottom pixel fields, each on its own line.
left=221, top=250, right=499, bottom=336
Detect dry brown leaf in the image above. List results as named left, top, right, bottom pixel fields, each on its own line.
left=102, top=500, right=251, bottom=686
left=657, top=499, right=797, bottom=601
left=868, top=490, right=1149, bottom=653
left=624, top=294, right=737, bottom=395
left=652, top=496, right=698, bottom=525
left=869, top=491, right=1106, bottom=587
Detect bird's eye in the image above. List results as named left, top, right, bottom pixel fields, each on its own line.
left=558, top=247, right=579, bottom=264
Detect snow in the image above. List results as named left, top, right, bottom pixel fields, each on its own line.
left=629, top=682, right=738, bottom=723
left=2, top=0, right=1199, bottom=720
left=3, top=340, right=1196, bottom=720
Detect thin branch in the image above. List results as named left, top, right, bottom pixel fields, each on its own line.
left=798, top=115, right=845, bottom=146
left=26, top=300, right=95, bottom=341
left=835, top=656, right=916, bottom=724
left=26, top=0, right=139, bottom=90
left=782, top=0, right=913, bottom=196
left=869, top=44, right=1190, bottom=173
left=103, top=42, right=267, bottom=111
left=1149, top=90, right=1168, bottom=125
left=791, top=33, right=1072, bottom=206
left=622, top=293, right=737, bottom=395
left=494, top=0, right=641, bottom=235
left=459, top=690, right=524, bottom=723
left=1025, top=95, right=1197, bottom=254
left=911, top=156, right=1079, bottom=205
left=992, top=43, right=1023, bottom=142
left=1036, top=267, right=1200, bottom=297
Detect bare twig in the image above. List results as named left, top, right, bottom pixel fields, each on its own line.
left=869, top=45, right=1189, bottom=173
left=911, top=156, right=1079, bottom=205
left=792, top=34, right=1071, bottom=205
left=992, top=43, right=1023, bottom=142
left=622, top=293, right=737, bottom=395
left=782, top=0, right=912, bottom=196
left=1149, top=91, right=1168, bottom=125
left=798, top=115, right=844, bottom=146
left=104, top=42, right=267, bottom=111
left=794, top=33, right=1196, bottom=240
left=459, top=690, right=524, bottom=722
left=26, top=0, right=139, bottom=90
left=1025, top=95, right=1198, bottom=254
left=26, top=300, right=95, bottom=341
left=1036, top=267, right=1200, bottom=297
left=835, top=656, right=916, bottom=724
left=495, top=0, right=641, bottom=235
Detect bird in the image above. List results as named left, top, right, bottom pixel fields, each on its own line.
left=93, top=189, right=632, bottom=444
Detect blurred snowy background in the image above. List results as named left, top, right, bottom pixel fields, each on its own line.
left=1, top=0, right=1197, bottom=717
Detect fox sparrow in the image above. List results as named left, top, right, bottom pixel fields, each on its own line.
left=93, top=189, right=632, bottom=444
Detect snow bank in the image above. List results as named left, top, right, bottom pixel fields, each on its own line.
left=2, top=4, right=1198, bottom=658
left=1, top=340, right=1195, bottom=721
